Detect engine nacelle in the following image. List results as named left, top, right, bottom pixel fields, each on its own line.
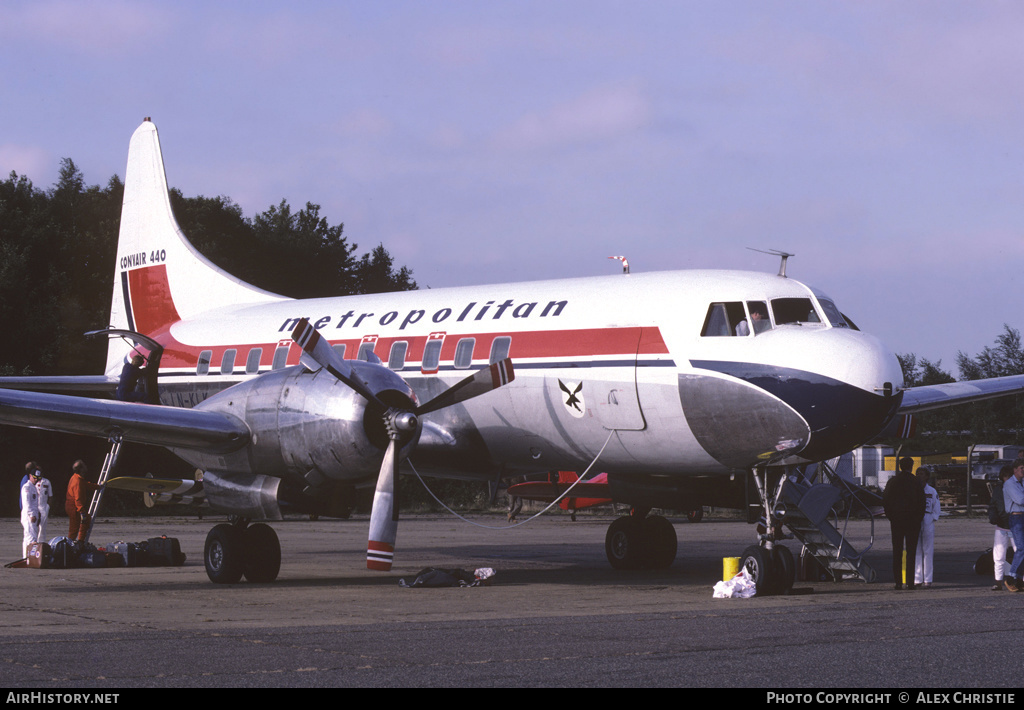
left=172, top=363, right=420, bottom=486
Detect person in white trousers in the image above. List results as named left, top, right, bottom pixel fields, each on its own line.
left=991, top=466, right=1018, bottom=590
left=20, top=468, right=41, bottom=558
left=34, top=469, right=53, bottom=543
left=915, top=466, right=941, bottom=587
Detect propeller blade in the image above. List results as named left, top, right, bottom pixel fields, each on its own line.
left=367, top=439, right=399, bottom=571
left=291, top=318, right=386, bottom=409
left=415, top=358, right=515, bottom=416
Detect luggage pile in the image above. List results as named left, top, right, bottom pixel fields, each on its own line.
left=25, top=536, right=186, bottom=569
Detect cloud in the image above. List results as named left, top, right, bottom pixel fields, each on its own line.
left=0, top=144, right=51, bottom=182
left=493, top=84, right=651, bottom=152
left=0, top=0, right=167, bottom=56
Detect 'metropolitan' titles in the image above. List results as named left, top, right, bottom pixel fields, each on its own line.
left=278, top=298, right=568, bottom=334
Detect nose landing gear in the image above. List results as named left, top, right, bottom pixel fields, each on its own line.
left=737, top=465, right=797, bottom=595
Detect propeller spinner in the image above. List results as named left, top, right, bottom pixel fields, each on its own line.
left=291, top=319, right=514, bottom=571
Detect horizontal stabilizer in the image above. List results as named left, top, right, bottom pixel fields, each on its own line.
left=104, top=477, right=203, bottom=495
left=0, top=376, right=117, bottom=397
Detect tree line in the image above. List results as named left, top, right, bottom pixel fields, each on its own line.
left=0, top=159, right=417, bottom=518
left=0, top=159, right=415, bottom=377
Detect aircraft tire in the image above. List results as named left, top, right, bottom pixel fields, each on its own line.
left=205, top=523, right=245, bottom=584
left=740, top=544, right=773, bottom=595
left=605, top=516, right=645, bottom=570
left=641, top=515, right=677, bottom=569
left=772, top=544, right=795, bottom=594
left=242, top=523, right=281, bottom=583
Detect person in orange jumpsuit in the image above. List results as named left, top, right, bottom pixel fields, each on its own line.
left=65, top=460, right=99, bottom=541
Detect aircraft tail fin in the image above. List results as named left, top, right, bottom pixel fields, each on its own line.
left=106, top=119, right=284, bottom=376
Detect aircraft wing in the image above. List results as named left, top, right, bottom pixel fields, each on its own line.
left=0, top=388, right=250, bottom=454
left=898, top=374, right=1024, bottom=414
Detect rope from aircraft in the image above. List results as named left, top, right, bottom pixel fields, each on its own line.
left=408, top=429, right=616, bottom=530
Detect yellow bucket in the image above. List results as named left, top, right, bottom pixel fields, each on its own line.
left=723, top=556, right=740, bottom=580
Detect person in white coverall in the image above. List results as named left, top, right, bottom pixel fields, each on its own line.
left=914, top=466, right=941, bottom=587
left=34, top=469, right=53, bottom=543
left=20, top=468, right=41, bottom=558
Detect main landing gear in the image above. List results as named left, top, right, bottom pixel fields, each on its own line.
left=738, top=466, right=796, bottom=595
left=204, top=520, right=281, bottom=584
left=604, top=510, right=677, bottom=570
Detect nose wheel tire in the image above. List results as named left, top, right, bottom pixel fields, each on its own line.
left=740, top=544, right=795, bottom=595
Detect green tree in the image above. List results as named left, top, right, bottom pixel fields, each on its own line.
left=353, top=243, right=417, bottom=294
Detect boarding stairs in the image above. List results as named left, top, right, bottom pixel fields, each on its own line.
left=778, top=461, right=880, bottom=583
left=83, top=433, right=124, bottom=544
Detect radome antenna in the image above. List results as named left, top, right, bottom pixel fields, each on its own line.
left=747, top=248, right=794, bottom=278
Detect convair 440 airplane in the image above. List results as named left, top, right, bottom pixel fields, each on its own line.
left=3, top=119, right=1023, bottom=589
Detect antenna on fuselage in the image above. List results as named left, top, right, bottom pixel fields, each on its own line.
left=608, top=255, right=630, bottom=274
left=747, top=248, right=794, bottom=278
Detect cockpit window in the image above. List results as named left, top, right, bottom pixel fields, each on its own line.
left=817, top=299, right=849, bottom=328
left=702, top=301, right=774, bottom=337
left=771, top=298, right=820, bottom=325
left=701, top=302, right=745, bottom=337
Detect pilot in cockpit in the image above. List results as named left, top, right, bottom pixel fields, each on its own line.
left=735, top=308, right=766, bottom=337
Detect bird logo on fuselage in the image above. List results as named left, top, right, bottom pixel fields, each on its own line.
left=558, top=379, right=585, bottom=418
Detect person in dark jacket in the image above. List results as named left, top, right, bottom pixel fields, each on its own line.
left=883, top=456, right=926, bottom=590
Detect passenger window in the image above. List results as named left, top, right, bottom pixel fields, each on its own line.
left=422, top=338, right=443, bottom=373
left=701, top=302, right=746, bottom=337
left=332, top=343, right=346, bottom=359
left=388, top=342, right=408, bottom=370
left=245, top=348, right=262, bottom=374
left=197, top=350, right=212, bottom=376
left=271, top=345, right=289, bottom=370
left=357, top=341, right=376, bottom=361
left=454, top=338, right=475, bottom=369
left=489, top=336, right=511, bottom=363
left=220, top=349, right=237, bottom=375
left=771, top=298, right=820, bottom=325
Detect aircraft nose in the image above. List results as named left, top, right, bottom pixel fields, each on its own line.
left=682, top=330, right=903, bottom=468
left=678, top=369, right=810, bottom=469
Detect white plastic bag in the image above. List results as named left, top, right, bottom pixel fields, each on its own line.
left=713, top=567, right=757, bottom=598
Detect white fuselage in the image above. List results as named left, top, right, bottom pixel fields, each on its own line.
left=132, top=268, right=904, bottom=484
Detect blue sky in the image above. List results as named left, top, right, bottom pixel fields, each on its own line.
left=2, top=1, right=1023, bottom=372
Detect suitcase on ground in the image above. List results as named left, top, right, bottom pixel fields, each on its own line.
left=146, top=536, right=185, bottom=566
left=50, top=537, right=79, bottom=569
left=104, top=551, right=125, bottom=568
left=110, top=541, right=145, bottom=567
left=27, top=542, right=51, bottom=569
left=78, top=550, right=107, bottom=568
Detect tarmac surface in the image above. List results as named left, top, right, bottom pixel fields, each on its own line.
left=1, top=511, right=1022, bottom=690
